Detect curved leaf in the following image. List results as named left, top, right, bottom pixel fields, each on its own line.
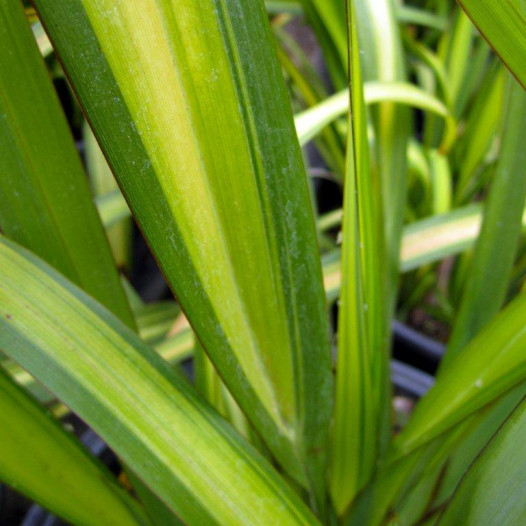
left=321, top=203, right=526, bottom=299
left=0, top=367, right=147, bottom=525
left=0, top=235, right=318, bottom=526
left=438, top=396, right=526, bottom=525
left=390, top=292, right=526, bottom=459
left=294, top=82, right=454, bottom=148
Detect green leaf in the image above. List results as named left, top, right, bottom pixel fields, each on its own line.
left=354, top=0, right=411, bottom=315
left=34, top=0, right=332, bottom=492
left=427, top=150, right=452, bottom=215
left=96, top=190, right=132, bottom=229
left=438, top=396, right=526, bottom=525
left=411, top=384, right=526, bottom=522
left=298, top=0, right=347, bottom=88
left=194, top=339, right=251, bottom=440
left=0, top=1, right=133, bottom=328
left=127, top=471, right=185, bottom=526
left=135, top=301, right=180, bottom=344
left=265, top=1, right=302, bottom=15
left=343, top=387, right=526, bottom=526
left=329, top=0, right=387, bottom=513
left=294, top=81, right=455, bottom=150
left=457, top=0, right=526, bottom=88
left=0, top=367, right=147, bottom=525
left=395, top=5, right=447, bottom=30
left=402, top=30, right=453, bottom=112
left=390, top=292, right=526, bottom=459
left=441, top=10, right=475, bottom=118
left=274, top=27, right=345, bottom=177
left=454, top=65, right=506, bottom=205
left=155, top=324, right=194, bottom=365
left=400, top=204, right=483, bottom=272
left=0, top=235, right=319, bottom=526
left=444, top=77, right=526, bottom=364
left=5, top=313, right=195, bottom=407
left=84, top=122, right=132, bottom=270
left=321, top=202, right=526, bottom=298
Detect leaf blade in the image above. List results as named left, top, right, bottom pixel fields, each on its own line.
left=34, top=0, right=332, bottom=488
left=0, top=1, right=133, bottom=327
left=390, top=292, right=526, bottom=459
left=444, top=76, right=526, bottom=364
left=329, top=0, right=387, bottom=513
left=457, top=0, right=526, bottom=88
left=0, top=367, right=147, bottom=526
left=0, top=235, right=319, bottom=526
left=438, top=396, right=526, bottom=526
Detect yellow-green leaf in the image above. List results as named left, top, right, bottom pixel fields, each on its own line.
left=0, top=235, right=319, bottom=526
left=0, top=367, right=148, bottom=525
left=391, top=292, right=526, bottom=459
left=34, top=0, right=332, bottom=492
left=458, top=0, right=526, bottom=88
left=0, top=0, right=133, bottom=327
left=329, top=0, right=387, bottom=514
left=444, top=77, right=526, bottom=364
left=437, top=396, right=526, bottom=525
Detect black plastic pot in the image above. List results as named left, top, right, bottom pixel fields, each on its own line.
left=392, top=320, right=445, bottom=377
left=391, top=359, right=435, bottom=399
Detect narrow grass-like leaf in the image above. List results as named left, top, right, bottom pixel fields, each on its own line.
left=344, top=388, right=523, bottom=526
left=127, top=472, right=184, bottom=526
left=428, top=150, right=452, bottom=215
left=0, top=236, right=319, bottom=526
left=457, top=0, right=526, bottom=88
left=444, top=77, right=526, bottom=364
left=96, top=190, right=132, bottom=229
left=329, top=1, right=387, bottom=513
left=0, top=1, right=133, bottom=327
left=438, top=396, right=526, bottom=525
left=294, top=82, right=454, bottom=148
left=35, top=0, right=332, bottom=492
left=455, top=36, right=493, bottom=119
left=6, top=316, right=195, bottom=407
left=454, top=65, right=506, bottom=205
left=84, top=123, right=132, bottom=270
left=265, top=1, right=303, bottom=15
left=395, top=5, right=448, bottom=30
left=390, top=292, right=526, bottom=459
left=274, top=27, right=346, bottom=178
left=321, top=203, right=526, bottom=300
left=0, top=367, right=148, bottom=526
left=401, top=204, right=481, bottom=272
left=298, top=0, right=347, bottom=88
left=135, top=301, right=180, bottom=345
left=441, top=10, right=474, bottom=117
left=344, top=345, right=526, bottom=525
left=354, top=0, right=411, bottom=314
left=403, top=384, right=526, bottom=524
left=297, top=0, right=348, bottom=90
left=402, top=31, right=452, bottom=109
left=194, top=340, right=251, bottom=440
